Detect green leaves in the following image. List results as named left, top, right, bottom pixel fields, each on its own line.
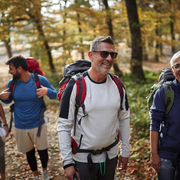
left=121, top=70, right=159, bottom=138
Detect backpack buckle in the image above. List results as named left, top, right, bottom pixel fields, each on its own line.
left=92, top=149, right=102, bottom=155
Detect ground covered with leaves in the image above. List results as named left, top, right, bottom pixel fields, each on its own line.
left=0, top=56, right=170, bottom=180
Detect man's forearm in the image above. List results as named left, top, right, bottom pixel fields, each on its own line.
left=0, top=104, right=7, bottom=124
left=150, top=130, right=159, bottom=155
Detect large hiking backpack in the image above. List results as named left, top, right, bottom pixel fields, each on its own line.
left=58, top=59, right=91, bottom=104
left=9, top=57, right=46, bottom=136
left=26, top=57, right=44, bottom=76
left=147, top=68, right=175, bottom=115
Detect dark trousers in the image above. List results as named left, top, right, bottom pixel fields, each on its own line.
left=158, top=158, right=180, bottom=180
left=74, top=156, right=118, bottom=180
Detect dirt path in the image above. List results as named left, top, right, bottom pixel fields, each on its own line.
left=0, top=54, right=171, bottom=180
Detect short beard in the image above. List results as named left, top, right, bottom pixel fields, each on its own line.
left=13, top=72, right=21, bottom=79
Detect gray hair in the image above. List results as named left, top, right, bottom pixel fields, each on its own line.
left=170, top=51, right=180, bottom=68
left=90, top=36, right=114, bottom=51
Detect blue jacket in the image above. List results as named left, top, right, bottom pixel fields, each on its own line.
left=1, top=74, right=57, bottom=129
left=150, top=79, right=180, bottom=160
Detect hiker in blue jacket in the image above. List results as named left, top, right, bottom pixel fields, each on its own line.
left=0, top=55, right=57, bottom=180
left=57, top=36, right=131, bottom=180
left=150, top=51, right=180, bottom=180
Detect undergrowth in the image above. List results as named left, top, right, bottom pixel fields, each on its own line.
left=121, top=70, right=160, bottom=138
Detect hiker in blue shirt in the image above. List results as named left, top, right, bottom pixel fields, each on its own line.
left=150, top=51, right=180, bottom=180
left=0, top=55, right=57, bottom=180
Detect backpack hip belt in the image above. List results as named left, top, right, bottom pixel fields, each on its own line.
left=72, top=138, right=119, bottom=170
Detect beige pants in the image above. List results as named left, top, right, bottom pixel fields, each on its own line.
left=14, top=123, right=48, bottom=153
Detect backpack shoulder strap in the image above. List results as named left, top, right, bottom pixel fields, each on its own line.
left=10, top=79, right=18, bottom=100
left=163, top=81, right=175, bottom=115
left=32, top=72, right=41, bottom=88
left=75, top=73, right=86, bottom=110
left=31, top=72, right=46, bottom=137
left=72, top=73, right=88, bottom=136
left=162, top=81, right=174, bottom=137
left=109, top=73, right=124, bottom=110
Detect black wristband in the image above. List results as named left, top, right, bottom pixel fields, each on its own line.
left=3, top=124, right=8, bottom=127
left=63, top=163, right=75, bottom=170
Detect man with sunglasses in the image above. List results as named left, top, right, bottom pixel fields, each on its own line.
left=58, top=36, right=130, bottom=180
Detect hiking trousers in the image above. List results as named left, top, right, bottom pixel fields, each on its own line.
left=74, top=155, right=118, bottom=180
left=158, top=158, right=180, bottom=180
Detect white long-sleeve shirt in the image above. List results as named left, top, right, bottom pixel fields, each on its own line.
left=57, top=72, right=130, bottom=167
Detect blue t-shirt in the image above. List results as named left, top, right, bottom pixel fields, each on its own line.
left=1, top=74, right=57, bottom=129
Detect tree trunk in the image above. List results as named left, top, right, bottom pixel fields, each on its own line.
left=36, top=23, right=55, bottom=72
left=102, top=0, right=123, bottom=77
left=155, top=24, right=160, bottom=62
left=75, top=0, right=84, bottom=59
left=170, top=21, right=175, bottom=54
left=27, top=0, right=55, bottom=72
left=3, top=39, right=12, bottom=58
left=169, top=0, right=176, bottom=54
left=125, top=0, right=145, bottom=80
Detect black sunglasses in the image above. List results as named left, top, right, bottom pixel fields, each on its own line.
left=93, top=50, right=118, bottom=59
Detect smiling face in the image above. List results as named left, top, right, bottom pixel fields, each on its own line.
left=88, top=42, right=115, bottom=76
left=172, top=57, right=180, bottom=84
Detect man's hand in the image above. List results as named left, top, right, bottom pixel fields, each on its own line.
left=150, top=153, right=161, bottom=173
left=0, top=88, right=11, bottom=100
left=64, top=166, right=80, bottom=180
left=4, top=125, right=9, bottom=137
left=118, top=156, right=128, bottom=171
left=36, top=85, right=48, bottom=98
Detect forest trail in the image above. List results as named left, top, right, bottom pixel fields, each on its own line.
left=0, top=51, right=172, bottom=179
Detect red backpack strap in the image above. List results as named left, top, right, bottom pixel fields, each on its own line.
left=109, top=73, right=124, bottom=110
left=75, top=74, right=86, bottom=108
left=73, top=73, right=88, bottom=136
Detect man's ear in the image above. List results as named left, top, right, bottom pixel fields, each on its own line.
left=88, top=51, right=93, bottom=61
left=17, top=66, right=23, bottom=72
